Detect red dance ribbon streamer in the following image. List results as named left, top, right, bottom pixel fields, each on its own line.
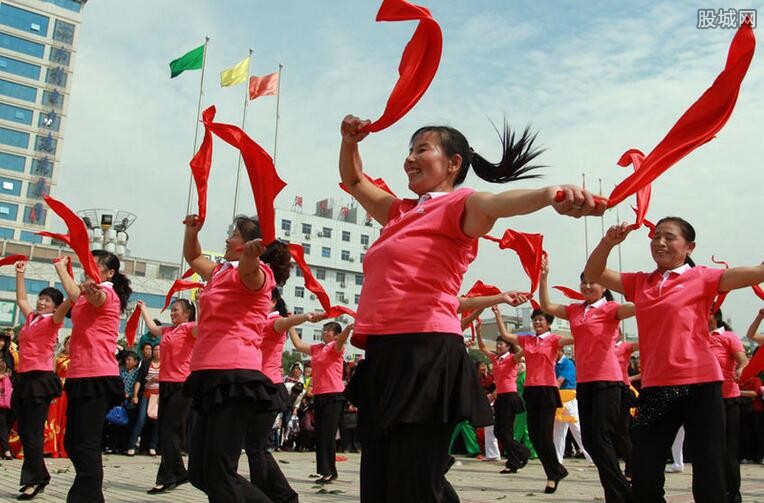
left=607, top=22, right=755, bottom=208
left=552, top=286, right=585, bottom=301
left=124, top=308, right=142, bottom=348
left=618, top=149, right=651, bottom=230
left=189, top=107, right=214, bottom=225
left=181, top=268, right=195, bottom=279
left=0, top=254, right=28, bottom=267
left=163, top=280, right=204, bottom=312
left=288, top=244, right=356, bottom=319
left=753, top=284, right=764, bottom=301
left=361, top=0, right=442, bottom=133
left=710, top=256, right=731, bottom=313
left=741, top=346, right=764, bottom=384
left=38, top=231, right=75, bottom=277
left=339, top=173, right=397, bottom=198
left=43, top=195, right=101, bottom=283
left=460, top=280, right=501, bottom=324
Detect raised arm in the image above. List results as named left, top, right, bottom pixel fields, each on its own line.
left=746, top=308, right=764, bottom=345
left=539, top=256, right=568, bottom=320
left=52, top=298, right=72, bottom=325
left=460, top=308, right=483, bottom=331
left=584, top=223, right=632, bottom=294
left=183, top=214, right=216, bottom=281
left=288, top=327, right=312, bottom=355
left=491, top=305, right=519, bottom=345
left=137, top=301, right=162, bottom=337
left=238, top=239, right=266, bottom=291
left=458, top=291, right=529, bottom=314
left=718, top=264, right=764, bottom=293
left=335, top=323, right=353, bottom=354
left=339, top=115, right=396, bottom=226
left=14, top=261, right=32, bottom=318
left=53, top=256, right=80, bottom=302
left=475, top=321, right=494, bottom=359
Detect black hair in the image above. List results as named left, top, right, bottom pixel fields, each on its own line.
left=579, top=272, right=614, bottom=301
left=92, top=250, right=132, bottom=312
left=173, top=299, right=196, bottom=322
left=410, top=118, right=544, bottom=187
left=531, top=308, right=554, bottom=325
left=140, top=342, right=153, bottom=351
left=233, top=216, right=292, bottom=286
left=495, top=337, right=519, bottom=354
left=123, top=350, right=138, bottom=361
left=271, top=288, right=289, bottom=317
left=38, top=287, right=64, bottom=307
left=323, top=322, right=342, bottom=335
left=0, top=332, right=10, bottom=359
left=712, top=308, right=733, bottom=331
left=655, top=217, right=696, bottom=267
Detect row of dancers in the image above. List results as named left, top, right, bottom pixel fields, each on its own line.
left=3, top=115, right=763, bottom=503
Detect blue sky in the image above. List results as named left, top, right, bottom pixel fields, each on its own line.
left=53, top=1, right=763, bottom=334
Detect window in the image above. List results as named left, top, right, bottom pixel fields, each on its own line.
left=336, top=271, right=345, bottom=283
left=42, top=90, right=64, bottom=109
left=302, top=243, right=310, bottom=255
left=34, top=134, right=57, bottom=154
left=26, top=176, right=49, bottom=199
left=321, top=227, right=332, bottom=238
left=0, top=4, right=49, bottom=36
left=301, top=223, right=311, bottom=235
left=312, top=329, right=322, bottom=342
left=360, top=253, right=365, bottom=263
left=360, top=234, right=370, bottom=246
left=0, top=276, right=48, bottom=292
left=341, top=250, right=350, bottom=261
left=0, top=55, right=41, bottom=80
left=0, top=102, right=32, bottom=124
left=293, top=307, right=304, bottom=314
left=321, top=246, right=330, bottom=258
left=335, top=291, right=345, bottom=302
left=315, top=268, right=325, bottom=280
left=49, top=46, right=71, bottom=66
left=19, top=230, right=41, bottom=244
left=355, top=274, right=364, bottom=286
left=0, top=32, right=45, bottom=58
left=354, top=294, right=361, bottom=304
left=294, top=286, right=304, bottom=298
left=0, top=226, right=13, bottom=239
left=30, top=157, right=53, bottom=177
left=295, top=328, right=302, bottom=337
left=22, top=204, right=46, bottom=225
left=37, top=110, right=60, bottom=131
left=0, top=151, right=24, bottom=172
left=342, top=230, right=351, bottom=242
left=0, top=176, right=21, bottom=196
left=0, top=126, right=30, bottom=148
left=45, top=66, right=67, bottom=87
left=39, top=0, right=82, bottom=13
left=294, top=267, right=303, bottom=277
left=52, top=19, right=75, bottom=44
left=0, top=78, right=37, bottom=102
left=281, top=219, right=291, bottom=232
left=0, top=201, right=18, bottom=220
left=131, top=292, right=167, bottom=309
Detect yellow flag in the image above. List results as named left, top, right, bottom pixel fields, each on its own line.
left=220, top=56, right=250, bottom=87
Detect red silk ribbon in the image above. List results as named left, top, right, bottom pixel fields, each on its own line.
left=339, top=173, right=397, bottom=198
left=552, top=286, right=586, bottom=301
left=753, top=284, right=764, bottom=301
left=43, top=195, right=101, bottom=283
left=181, top=268, right=195, bottom=279
left=741, top=346, right=764, bottom=384
left=483, top=229, right=544, bottom=309
left=163, top=280, right=204, bottom=312
left=617, top=149, right=651, bottom=230
left=288, top=244, right=356, bottom=319
left=710, top=256, right=731, bottom=313
left=189, top=107, right=214, bottom=224
left=124, top=308, right=141, bottom=348
left=0, top=254, right=28, bottom=267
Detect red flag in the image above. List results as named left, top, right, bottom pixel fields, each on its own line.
left=339, top=173, right=398, bottom=198
left=36, top=230, right=70, bottom=245
left=124, top=308, right=141, bottom=348
left=607, top=23, right=755, bottom=207
left=248, top=72, right=279, bottom=100
left=361, top=0, right=442, bottom=133
left=617, top=149, right=652, bottom=230
left=288, top=244, right=356, bottom=319
left=189, top=106, right=214, bottom=225
left=0, top=255, right=28, bottom=267
left=483, top=230, right=544, bottom=310
left=462, top=280, right=501, bottom=298
left=43, top=195, right=101, bottom=283
left=553, top=286, right=585, bottom=301
left=163, top=280, right=204, bottom=312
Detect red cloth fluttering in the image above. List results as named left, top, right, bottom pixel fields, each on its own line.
left=0, top=254, right=28, bottom=267
left=181, top=268, right=195, bottom=279
left=288, top=244, right=356, bottom=319
left=710, top=256, right=731, bottom=313
left=37, top=231, right=75, bottom=277
left=339, top=173, right=397, bottom=198
left=552, top=286, right=585, bottom=301
left=361, top=0, right=442, bottom=133
left=607, top=22, right=755, bottom=208
left=617, top=149, right=651, bottom=230
left=753, top=284, right=764, bottom=301
left=163, top=280, right=204, bottom=312
left=42, top=195, right=101, bottom=283
left=191, top=105, right=287, bottom=244
left=631, top=208, right=657, bottom=239
left=124, top=308, right=142, bottom=348
left=460, top=280, right=501, bottom=341
left=741, top=346, right=764, bottom=384
left=483, top=229, right=544, bottom=309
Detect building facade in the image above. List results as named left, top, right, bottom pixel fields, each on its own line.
left=0, top=0, right=86, bottom=243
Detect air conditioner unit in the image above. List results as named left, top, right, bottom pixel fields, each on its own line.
left=340, top=282, right=346, bottom=288
left=348, top=258, right=355, bottom=263
left=304, top=234, right=310, bottom=240
left=310, top=294, right=316, bottom=300
left=284, top=230, right=290, bottom=236
left=317, top=232, right=324, bottom=238
left=340, top=298, right=348, bottom=304
left=362, top=245, right=368, bottom=250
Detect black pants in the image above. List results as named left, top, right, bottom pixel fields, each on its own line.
left=524, top=387, right=566, bottom=481
left=245, top=410, right=298, bottom=503
left=64, top=393, right=113, bottom=503
left=188, top=396, right=272, bottom=502
left=156, top=382, right=192, bottom=486
left=0, top=408, right=10, bottom=453
left=494, top=393, right=530, bottom=470
left=631, top=382, right=726, bottom=503
left=724, top=398, right=741, bottom=503
left=16, top=395, right=54, bottom=486
left=314, top=394, right=343, bottom=477
left=615, top=390, right=634, bottom=477
left=578, top=383, right=634, bottom=503
left=360, top=422, right=458, bottom=503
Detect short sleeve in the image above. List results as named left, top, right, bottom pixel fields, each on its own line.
left=621, top=272, right=639, bottom=302
left=517, top=335, right=527, bottom=349
left=310, top=344, right=321, bottom=358
left=603, top=301, right=621, bottom=320
left=489, top=354, right=498, bottom=366
left=564, top=303, right=577, bottom=320
left=701, top=266, right=725, bottom=300
left=550, top=334, right=562, bottom=352
left=728, top=333, right=744, bottom=353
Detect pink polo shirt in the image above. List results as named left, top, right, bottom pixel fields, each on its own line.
left=490, top=353, right=518, bottom=394
left=310, top=341, right=344, bottom=395
left=18, top=313, right=61, bottom=373
left=565, top=300, right=623, bottom=383
left=261, top=315, right=287, bottom=384
left=517, top=333, right=561, bottom=387
left=708, top=328, right=744, bottom=399
left=159, top=322, right=196, bottom=383
left=355, top=188, right=478, bottom=336
left=190, top=262, right=275, bottom=372
left=68, top=282, right=121, bottom=379
left=614, top=342, right=635, bottom=386
left=622, top=265, right=724, bottom=387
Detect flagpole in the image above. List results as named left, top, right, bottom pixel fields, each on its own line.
left=615, top=195, right=626, bottom=337
left=582, top=172, right=589, bottom=261
left=180, top=35, right=209, bottom=275
left=273, top=63, right=284, bottom=167
left=598, top=178, right=605, bottom=238
left=232, top=48, right=254, bottom=220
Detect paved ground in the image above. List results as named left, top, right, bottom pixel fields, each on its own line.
left=1, top=452, right=763, bottom=502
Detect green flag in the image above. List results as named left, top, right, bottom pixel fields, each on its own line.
left=169, top=44, right=204, bottom=78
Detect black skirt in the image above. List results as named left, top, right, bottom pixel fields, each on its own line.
left=345, top=332, right=493, bottom=432
left=12, top=371, right=61, bottom=405
left=183, top=369, right=277, bottom=413
left=268, top=383, right=291, bottom=412
left=496, top=391, right=525, bottom=414
left=523, top=386, right=562, bottom=410
left=64, top=376, right=123, bottom=407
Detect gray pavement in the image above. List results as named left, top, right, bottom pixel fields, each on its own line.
left=1, top=452, right=763, bottom=502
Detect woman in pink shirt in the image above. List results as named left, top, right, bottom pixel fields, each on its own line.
left=584, top=217, right=764, bottom=503
left=137, top=299, right=198, bottom=495
left=55, top=251, right=132, bottom=503
left=708, top=309, right=748, bottom=503
left=289, top=321, right=352, bottom=484
left=13, top=261, right=71, bottom=500
left=182, top=215, right=291, bottom=503
left=539, top=256, right=635, bottom=502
